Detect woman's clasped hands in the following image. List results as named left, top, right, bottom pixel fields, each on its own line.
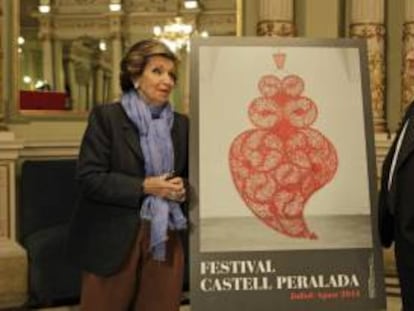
left=143, top=173, right=186, bottom=202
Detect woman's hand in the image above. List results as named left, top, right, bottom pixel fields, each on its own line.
left=143, top=175, right=186, bottom=202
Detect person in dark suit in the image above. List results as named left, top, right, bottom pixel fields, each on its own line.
left=379, top=51, right=414, bottom=311
left=67, top=39, right=189, bottom=311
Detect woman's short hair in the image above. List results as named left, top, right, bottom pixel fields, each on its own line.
left=119, top=39, right=178, bottom=92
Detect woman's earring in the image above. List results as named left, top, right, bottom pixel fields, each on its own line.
left=134, top=81, right=139, bottom=90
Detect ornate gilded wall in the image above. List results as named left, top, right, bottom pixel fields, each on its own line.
left=0, top=0, right=3, bottom=121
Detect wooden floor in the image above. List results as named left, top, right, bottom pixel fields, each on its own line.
left=29, top=296, right=401, bottom=311
left=3, top=277, right=403, bottom=311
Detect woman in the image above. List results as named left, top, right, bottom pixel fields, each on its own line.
left=67, top=39, right=189, bottom=311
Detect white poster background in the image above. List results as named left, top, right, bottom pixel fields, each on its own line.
left=199, top=46, right=370, bottom=219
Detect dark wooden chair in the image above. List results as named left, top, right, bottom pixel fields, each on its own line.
left=19, top=159, right=81, bottom=307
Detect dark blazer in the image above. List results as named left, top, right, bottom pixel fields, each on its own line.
left=378, top=102, right=414, bottom=265
left=67, top=102, right=189, bottom=276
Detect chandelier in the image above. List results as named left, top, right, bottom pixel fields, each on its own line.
left=153, top=1, right=208, bottom=52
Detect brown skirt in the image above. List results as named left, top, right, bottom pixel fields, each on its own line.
left=79, top=222, right=184, bottom=311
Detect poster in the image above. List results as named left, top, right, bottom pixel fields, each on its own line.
left=189, top=37, right=386, bottom=311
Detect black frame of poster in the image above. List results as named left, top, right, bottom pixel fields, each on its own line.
left=188, top=37, right=386, bottom=311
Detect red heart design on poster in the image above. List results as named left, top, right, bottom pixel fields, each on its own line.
left=229, top=53, right=338, bottom=239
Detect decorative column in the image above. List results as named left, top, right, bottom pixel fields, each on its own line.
left=256, top=0, right=295, bottom=37
left=94, top=56, right=105, bottom=106
left=53, top=39, right=65, bottom=92
left=401, top=0, right=414, bottom=111
left=0, top=133, right=27, bottom=309
left=38, top=14, right=54, bottom=88
left=171, top=49, right=189, bottom=114
left=181, top=49, right=190, bottom=114
left=0, top=0, right=3, bottom=122
left=109, top=12, right=123, bottom=101
left=1, top=0, right=19, bottom=120
left=350, top=0, right=386, bottom=133
left=64, top=55, right=78, bottom=111
left=95, top=68, right=104, bottom=106
left=103, top=72, right=112, bottom=103
left=74, top=62, right=89, bottom=112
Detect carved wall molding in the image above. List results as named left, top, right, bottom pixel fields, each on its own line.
left=350, top=22, right=386, bottom=37
left=0, top=60, right=2, bottom=122
left=52, top=17, right=111, bottom=40
left=0, top=3, right=3, bottom=121
left=350, top=0, right=384, bottom=24
left=256, top=0, right=294, bottom=37
left=0, top=237, right=28, bottom=309
left=19, top=140, right=80, bottom=158
left=54, top=0, right=107, bottom=14
left=257, top=20, right=295, bottom=37
left=125, top=15, right=177, bottom=29
left=198, top=0, right=236, bottom=10
left=124, top=0, right=176, bottom=13
left=350, top=23, right=386, bottom=132
left=0, top=164, right=9, bottom=237
left=0, top=134, right=23, bottom=240
left=124, top=11, right=236, bottom=38
left=259, top=0, right=293, bottom=22
left=37, top=15, right=54, bottom=40
left=57, top=0, right=101, bottom=4
left=73, top=0, right=98, bottom=4
left=198, top=12, right=237, bottom=35
left=37, top=5, right=237, bottom=41
left=402, top=22, right=414, bottom=111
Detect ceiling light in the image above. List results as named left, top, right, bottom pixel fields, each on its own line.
left=184, top=0, right=199, bottom=9
left=23, top=76, right=32, bottom=84
left=109, top=4, right=122, bottom=12
left=154, top=17, right=193, bottom=52
left=99, top=40, right=107, bottom=51
left=38, top=5, right=50, bottom=14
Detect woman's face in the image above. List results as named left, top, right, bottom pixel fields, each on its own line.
left=136, top=55, right=177, bottom=106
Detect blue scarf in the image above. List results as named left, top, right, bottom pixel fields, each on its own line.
left=121, top=90, right=187, bottom=261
